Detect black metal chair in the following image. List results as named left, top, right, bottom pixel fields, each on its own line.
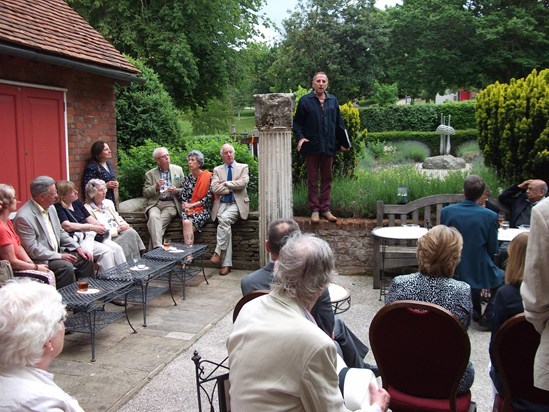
left=192, top=351, right=230, bottom=412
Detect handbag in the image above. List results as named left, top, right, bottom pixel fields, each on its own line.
left=94, top=232, right=106, bottom=243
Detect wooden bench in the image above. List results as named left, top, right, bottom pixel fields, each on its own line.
left=373, top=194, right=509, bottom=290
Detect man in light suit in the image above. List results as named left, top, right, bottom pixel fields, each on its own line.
left=521, top=196, right=549, bottom=390
left=210, top=143, right=249, bottom=276
left=143, top=147, right=184, bottom=249
left=441, top=174, right=504, bottom=329
left=13, top=176, right=95, bottom=289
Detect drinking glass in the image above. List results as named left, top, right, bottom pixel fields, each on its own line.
left=163, top=238, right=172, bottom=250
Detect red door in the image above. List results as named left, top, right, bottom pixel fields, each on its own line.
left=0, top=83, right=66, bottom=204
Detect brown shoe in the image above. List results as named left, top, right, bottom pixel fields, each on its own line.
left=210, top=252, right=221, bottom=265
left=321, top=211, right=337, bottom=222
left=219, top=266, right=231, bottom=276
left=311, top=212, right=320, bottom=223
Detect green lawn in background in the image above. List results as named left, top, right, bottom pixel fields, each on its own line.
left=231, top=109, right=256, bottom=133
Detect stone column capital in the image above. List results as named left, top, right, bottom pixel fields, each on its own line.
left=253, top=93, right=295, bottom=130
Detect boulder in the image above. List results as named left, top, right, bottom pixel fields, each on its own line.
left=119, top=197, right=148, bottom=213
left=422, top=155, right=466, bottom=170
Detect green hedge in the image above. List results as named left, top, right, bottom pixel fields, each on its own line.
left=360, top=101, right=477, bottom=132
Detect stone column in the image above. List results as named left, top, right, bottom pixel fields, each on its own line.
left=254, top=93, right=295, bottom=266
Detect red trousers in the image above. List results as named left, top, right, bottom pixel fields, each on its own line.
left=305, top=154, right=334, bottom=213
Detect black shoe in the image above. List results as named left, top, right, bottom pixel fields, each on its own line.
left=478, top=316, right=492, bottom=331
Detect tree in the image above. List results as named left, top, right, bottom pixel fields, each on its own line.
left=67, top=0, right=265, bottom=109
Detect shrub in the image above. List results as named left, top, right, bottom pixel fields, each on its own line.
left=456, top=141, right=482, bottom=163
left=392, top=141, right=430, bottom=163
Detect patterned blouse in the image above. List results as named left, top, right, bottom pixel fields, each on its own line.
left=82, top=161, right=117, bottom=205
left=179, top=173, right=213, bottom=231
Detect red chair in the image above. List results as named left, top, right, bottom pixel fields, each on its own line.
left=232, top=290, right=269, bottom=322
left=493, top=313, right=549, bottom=411
left=369, top=300, right=475, bottom=412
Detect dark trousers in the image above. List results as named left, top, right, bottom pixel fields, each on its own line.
left=472, top=286, right=501, bottom=322
left=48, top=253, right=95, bottom=289
left=333, top=317, right=369, bottom=369
left=306, top=154, right=334, bottom=213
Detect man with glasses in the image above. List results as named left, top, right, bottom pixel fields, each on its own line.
left=13, top=176, right=95, bottom=288
left=143, top=147, right=184, bottom=249
left=499, top=179, right=548, bottom=228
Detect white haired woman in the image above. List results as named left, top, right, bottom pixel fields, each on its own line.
left=0, top=280, right=84, bottom=411
left=84, top=179, right=145, bottom=259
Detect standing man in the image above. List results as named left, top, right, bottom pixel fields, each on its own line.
left=498, top=179, right=547, bottom=227
left=293, top=71, right=351, bottom=223
left=13, top=176, right=95, bottom=289
left=143, top=147, right=184, bottom=249
left=521, top=196, right=549, bottom=391
left=210, top=143, right=249, bottom=276
left=441, top=175, right=503, bottom=329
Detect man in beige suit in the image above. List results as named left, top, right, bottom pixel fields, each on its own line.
left=143, top=147, right=184, bottom=249
left=521, top=195, right=549, bottom=390
left=210, top=143, right=249, bottom=276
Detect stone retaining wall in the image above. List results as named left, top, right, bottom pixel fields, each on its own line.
left=120, top=209, right=377, bottom=275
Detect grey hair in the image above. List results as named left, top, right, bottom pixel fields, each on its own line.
left=84, top=178, right=106, bottom=202
left=0, top=183, right=15, bottom=206
left=30, top=176, right=56, bottom=198
left=187, top=150, right=205, bottom=167
left=220, top=143, right=234, bottom=155
left=0, top=280, right=66, bottom=369
left=152, top=147, right=169, bottom=160
left=272, top=233, right=335, bottom=306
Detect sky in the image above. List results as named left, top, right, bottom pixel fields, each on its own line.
left=259, top=0, right=402, bottom=42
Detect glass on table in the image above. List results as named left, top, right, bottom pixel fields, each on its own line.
left=163, top=238, right=172, bottom=250
left=501, top=220, right=510, bottom=230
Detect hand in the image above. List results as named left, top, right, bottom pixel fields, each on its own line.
left=339, top=146, right=349, bottom=152
left=157, top=179, right=166, bottom=190
left=167, top=185, right=178, bottom=193
left=368, top=383, right=390, bottom=411
left=297, top=138, right=309, bottom=151
left=60, top=253, right=77, bottom=264
left=518, top=179, right=532, bottom=189
left=107, top=180, right=119, bottom=189
left=37, top=264, right=50, bottom=272
left=119, top=224, right=130, bottom=232
left=94, top=225, right=107, bottom=234
left=77, top=248, right=93, bottom=261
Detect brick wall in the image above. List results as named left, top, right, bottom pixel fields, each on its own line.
left=0, top=54, right=118, bottom=193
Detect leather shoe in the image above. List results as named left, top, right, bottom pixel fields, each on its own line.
left=210, top=252, right=221, bottom=265
left=311, top=212, right=320, bottom=223
left=219, top=266, right=231, bottom=276
left=321, top=211, right=337, bottom=222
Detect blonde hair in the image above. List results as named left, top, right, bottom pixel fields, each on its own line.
left=0, top=184, right=15, bottom=207
left=417, top=225, right=463, bottom=278
left=55, top=180, right=76, bottom=208
left=505, top=232, right=528, bottom=286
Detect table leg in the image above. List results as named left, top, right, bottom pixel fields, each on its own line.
left=379, top=242, right=386, bottom=301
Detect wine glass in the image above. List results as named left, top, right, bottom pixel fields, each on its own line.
left=131, top=253, right=139, bottom=269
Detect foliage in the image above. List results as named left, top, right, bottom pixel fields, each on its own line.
left=476, top=68, right=549, bottom=183
left=370, top=81, right=398, bottom=106
left=118, top=136, right=259, bottom=209
left=191, top=99, right=231, bottom=135
left=115, top=58, right=181, bottom=152
left=360, top=101, right=477, bottom=132
left=67, top=0, right=264, bottom=109
left=456, top=141, right=482, bottom=163
left=381, top=0, right=549, bottom=98
left=391, top=141, right=430, bottom=163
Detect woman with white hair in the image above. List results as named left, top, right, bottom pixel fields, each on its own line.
left=0, top=280, right=84, bottom=411
left=84, top=179, right=145, bottom=259
left=228, top=233, right=390, bottom=411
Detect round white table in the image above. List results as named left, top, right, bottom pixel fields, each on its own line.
left=498, top=227, right=529, bottom=242
left=372, top=226, right=429, bottom=300
left=328, top=283, right=351, bottom=314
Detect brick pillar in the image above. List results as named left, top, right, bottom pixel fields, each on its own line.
left=253, top=93, right=295, bottom=266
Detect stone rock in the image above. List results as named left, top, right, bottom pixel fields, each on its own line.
left=422, top=155, right=466, bottom=170
left=119, top=197, right=147, bottom=213
left=253, top=93, right=295, bottom=130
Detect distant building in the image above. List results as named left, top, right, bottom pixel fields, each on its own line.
left=435, top=89, right=477, bottom=104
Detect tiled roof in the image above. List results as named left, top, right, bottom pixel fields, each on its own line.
left=0, top=0, right=139, bottom=75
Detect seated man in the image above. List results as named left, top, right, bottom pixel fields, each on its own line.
left=210, top=143, right=249, bottom=276
left=228, top=233, right=389, bottom=411
left=143, top=147, right=184, bottom=249
left=498, top=179, right=547, bottom=227
left=241, top=218, right=371, bottom=369
left=13, top=176, right=95, bottom=289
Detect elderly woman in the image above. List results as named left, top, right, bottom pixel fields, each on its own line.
left=55, top=180, right=125, bottom=271
left=228, top=233, right=390, bottom=411
left=0, top=280, right=84, bottom=411
left=179, top=150, right=213, bottom=246
left=84, top=179, right=145, bottom=259
left=386, top=224, right=474, bottom=394
left=0, top=184, right=55, bottom=286
left=82, top=141, right=119, bottom=205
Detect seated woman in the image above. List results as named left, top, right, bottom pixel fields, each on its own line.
left=386, top=224, right=474, bottom=395
left=84, top=179, right=145, bottom=259
left=82, top=141, right=119, bottom=206
left=0, top=184, right=55, bottom=286
left=179, top=150, right=213, bottom=247
left=55, top=181, right=125, bottom=272
left=0, top=280, right=84, bottom=411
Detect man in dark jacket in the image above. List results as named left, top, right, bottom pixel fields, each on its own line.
left=293, top=71, right=351, bottom=223
left=498, top=179, right=547, bottom=228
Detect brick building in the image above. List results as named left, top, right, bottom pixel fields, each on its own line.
left=0, top=0, right=140, bottom=204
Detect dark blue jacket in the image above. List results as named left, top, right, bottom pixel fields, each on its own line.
left=293, top=91, right=350, bottom=157
left=498, top=185, right=534, bottom=228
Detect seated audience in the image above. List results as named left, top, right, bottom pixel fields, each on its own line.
left=13, top=176, right=95, bottom=289
left=84, top=179, right=145, bottom=260
left=0, top=184, right=55, bottom=286
left=241, top=218, right=372, bottom=370
left=498, top=179, right=547, bottom=228
left=0, top=280, right=84, bottom=411
left=82, top=141, right=119, bottom=206
left=143, top=147, right=184, bottom=249
left=228, top=233, right=390, bottom=411
left=386, top=224, right=474, bottom=394
left=55, top=180, right=125, bottom=272
left=179, top=150, right=213, bottom=246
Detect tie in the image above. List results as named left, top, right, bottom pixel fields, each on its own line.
left=222, top=165, right=234, bottom=203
